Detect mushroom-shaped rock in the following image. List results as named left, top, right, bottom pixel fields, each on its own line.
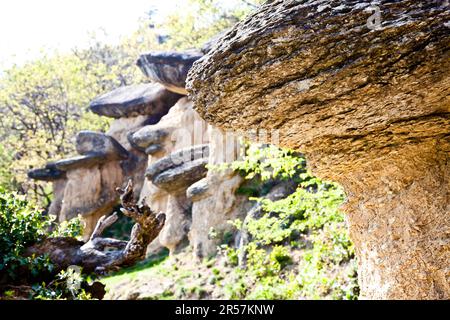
left=89, top=83, right=182, bottom=119
left=145, top=144, right=209, bottom=192
left=187, top=0, right=450, bottom=299
left=54, top=153, right=108, bottom=171
left=152, top=158, right=209, bottom=192
left=76, top=131, right=129, bottom=161
left=137, top=51, right=203, bottom=95
left=27, top=163, right=66, bottom=181
left=128, top=127, right=168, bottom=153
left=186, top=178, right=209, bottom=202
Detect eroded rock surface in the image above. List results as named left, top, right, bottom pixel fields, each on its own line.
left=137, top=51, right=203, bottom=95
left=76, top=131, right=129, bottom=160
left=54, top=153, right=108, bottom=171
left=27, top=163, right=65, bottom=181
left=89, top=83, right=182, bottom=119
left=188, top=128, right=247, bottom=258
left=129, top=128, right=168, bottom=153
left=187, top=0, right=450, bottom=299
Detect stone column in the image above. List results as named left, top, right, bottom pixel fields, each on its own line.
left=337, top=141, right=449, bottom=299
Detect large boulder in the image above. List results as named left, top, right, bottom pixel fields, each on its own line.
left=128, top=128, right=168, bottom=154
left=150, top=157, right=209, bottom=192
left=76, top=131, right=129, bottom=161
left=145, top=144, right=209, bottom=187
left=137, top=51, right=203, bottom=95
left=187, top=0, right=450, bottom=299
left=145, top=144, right=209, bottom=254
left=47, top=179, right=67, bottom=218
left=89, top=83, right=182, bottom=120
left=187, top=170, right=247, bottom=259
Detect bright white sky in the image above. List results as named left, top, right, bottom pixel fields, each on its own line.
left=0, top=0, right=184, bottom=70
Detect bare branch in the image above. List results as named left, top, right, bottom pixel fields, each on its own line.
left=89, top=212, right=119, bottom=240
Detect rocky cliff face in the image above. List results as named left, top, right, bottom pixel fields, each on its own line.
left=186, top=0, right=450, bottom=299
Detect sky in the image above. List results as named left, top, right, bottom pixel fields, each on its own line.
left=0, top=0, right=183, bottom=70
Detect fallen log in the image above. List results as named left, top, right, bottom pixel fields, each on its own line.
left=25, top=179, right=165, bottom=274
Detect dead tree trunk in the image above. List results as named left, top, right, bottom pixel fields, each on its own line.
left=25, top=180, right=165, bottom=274
left=187, top=0, right=450, bottom=299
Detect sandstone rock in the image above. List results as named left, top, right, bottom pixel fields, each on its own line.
left=76, top=131, right=129, bottom=161
left=145, top=144, right=209, bottom=184
left=107, top=115, right=150, bottom=150
left=145, top=144, right=163, bottom=155
left=59, top=166, right=103, bottom=222
left=128, top=128, right=168, bottom=152
left=89, top=83, right=182, bottom=119
left=201, top=30, right=229, bottom=54
left=151, top=157, right=209, bottom=192
left=137, top=51, right=203, bottom=95
left=54, top=116, right=150, bottom=240
left=188, top=169, right=247, bottom=259
left=186, top=0, right=450, bottom=299
left=140, top=180, right=170, bottom=215
left=131, top=97, right=210, bottom=160
left=187, top=128, right=247, bottom=258
left=27, top=164, right=65, bottom=181
left=48, top=178, right=67, bottom=218
left=137, top=98, right=210, bottom=253
left=59, top=161, right=124, bottom=240
left=186, top=178, right=209, bottom=202
left=107, top=116, right=151, bottom=202
left=54, top=153, right=108, bottom=171
left=157, top=194, right=191, bottom=253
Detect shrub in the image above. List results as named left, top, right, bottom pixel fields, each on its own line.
left=216, top=144, right=359, bottom=299
left=0, top=188, right=89, bottom=299
left=0, top=189, right=53, bottom=280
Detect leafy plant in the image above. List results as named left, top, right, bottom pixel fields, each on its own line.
left=0, top=189, right=91, bottom=299
left=218, top=144, right=359, bottom=300
left=31, top=267, right=92, bottom=300
left=0, top=188, right=53, bottom=280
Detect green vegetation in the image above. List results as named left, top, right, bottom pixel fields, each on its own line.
left=31, top=268, right=92, bottom=300
left=102, top=145, right=359, bottom=300
left=0, top=188, right=54, bottom=280
left=101, top=249, right=170, bottom=288
left=220, top=145, right=359, bottom=299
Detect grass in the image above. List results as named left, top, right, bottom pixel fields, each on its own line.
left=100, top=248, right=169, bottom=287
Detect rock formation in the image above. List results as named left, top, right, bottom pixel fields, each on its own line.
left=137, top=51, right=203, bottom=95
left=186, top=0, right=450, bottom=299
left=25, top=180, right=165, bottom=275
left=130, top=97, right=210, bottom=253
left=28, top=40, right=256, bottom=260
left=188, top=127, right=248, bottom=258
left=29, top=84, right=181, bottom=239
